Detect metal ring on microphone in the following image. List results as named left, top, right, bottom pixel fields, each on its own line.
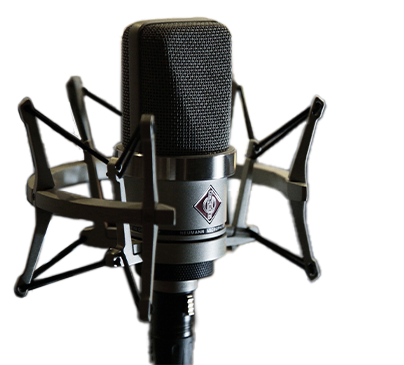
left=115, top=144, right=236, bottom=181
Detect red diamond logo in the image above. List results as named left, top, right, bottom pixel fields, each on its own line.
left=193, top=186, right=222, bottom=224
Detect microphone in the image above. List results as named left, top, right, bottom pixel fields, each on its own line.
left=118, top=19, right=234, bottom=364
left=14, top=17, right=325, bottom=365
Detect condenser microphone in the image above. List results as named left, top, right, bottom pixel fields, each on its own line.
left=14, top=16, right=325, bottom=365
left=117, top=19, right=235, bottom=364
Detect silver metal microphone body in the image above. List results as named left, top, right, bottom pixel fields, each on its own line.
left=120, top=145, right=235, bottom=255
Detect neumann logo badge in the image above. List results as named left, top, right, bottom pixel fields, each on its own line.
left=193, top=186, right=222, bottom=224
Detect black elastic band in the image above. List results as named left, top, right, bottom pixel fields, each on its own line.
left=34, top=237, right=86, bottom=276
left=248, top=229, right=305, bottom=268
left=24, top=107, right=109, bottom=165
left=115, top=126, right=140, bottom=178
left=237, top=85, right=255, bottom=139
left=82, top=86, right=121, bottom=113
left=119, top=251, right=140, bottom=305
left=19, top=260, right=105, bottom=291
left=254, top=107, right=310, bottom=158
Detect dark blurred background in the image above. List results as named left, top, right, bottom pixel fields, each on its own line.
left=12, top=17, right=328, bottom=365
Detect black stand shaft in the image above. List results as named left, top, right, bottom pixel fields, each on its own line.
left=150, top=291, right=195, bottom=365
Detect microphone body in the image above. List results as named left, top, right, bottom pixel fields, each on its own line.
left=118, top=18, right=234, bottom=364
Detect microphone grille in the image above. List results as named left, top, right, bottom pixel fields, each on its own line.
left=122, top=25, right=131, bottom=147
left=122, top=20, right=232, bottom=156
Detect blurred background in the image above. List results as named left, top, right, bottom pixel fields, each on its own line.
left=1, top=1, right=403, bottom=364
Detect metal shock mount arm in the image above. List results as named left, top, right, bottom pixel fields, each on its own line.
left=14, top=98, right=55, bottom=297
left=15, top=77, right=175, bottom=322
left=227, top=82, right=326, bottom=281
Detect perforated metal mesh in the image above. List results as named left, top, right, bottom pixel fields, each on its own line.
left=121, top=26, right=131, bottom=146
left=121, top=21, right=232, bottom=156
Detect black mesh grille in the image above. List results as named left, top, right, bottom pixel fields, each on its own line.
left=121, top=21, right=232, bottom=156
left=121, top=26, right=131, bottom=145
